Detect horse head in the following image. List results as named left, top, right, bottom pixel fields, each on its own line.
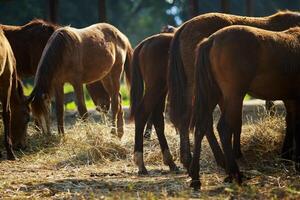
left=27, top=89, right=52, bottom=135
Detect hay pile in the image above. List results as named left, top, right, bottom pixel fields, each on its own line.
left=0, top=110, right=299, bottom=199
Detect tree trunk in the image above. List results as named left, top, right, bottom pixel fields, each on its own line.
left=98, top=0, right=107, bottom=22
left=220, top=0, right=230, bottom=13
left=189, top=0, right=199, bottom=19
left=48, top=0, right=58, bottom=23
left=245, top=0, right=254, bottom=16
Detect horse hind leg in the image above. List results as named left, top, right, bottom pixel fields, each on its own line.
left=217, top=96, right=243, bottom=184
left=152, top=95, right=178, bottom=172
left=133, top=99, right=152, bottom=174
left=219, top=99, right=243, bottom=159
left=73, top=82, right=88, bottom=120
left=101, top=75, right=123, bottom=138
left=144, top=114, right=153, bottom=140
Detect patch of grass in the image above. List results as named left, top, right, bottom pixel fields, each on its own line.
left=23, top=83, right=130, bottom=110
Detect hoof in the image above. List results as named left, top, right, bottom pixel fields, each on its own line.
left=7, top=152, right=16, bottom=161
left=181, top=156, right=192, bottom=171
left=224, top=172, right=243, bottom=185
left=138, top=168, right=148, bottom=175
left=281, top=151, right=293, bottom=161
left=170, top=164, right=179, bottom=172
left=190, top=179, right=201, bottom=190
left=234, top=151, right=243, bottom=159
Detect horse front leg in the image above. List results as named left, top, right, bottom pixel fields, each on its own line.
left=1, top=96, right=15, bottom=160
left=294, top=101, right=300, bottom=171
left=55, top=84, right=65, bottom=134
left=73, top=82, right=88, bottom=120
left=116, top=93, right=124, bottom=138
left=282, top=101, right=296, bottom=161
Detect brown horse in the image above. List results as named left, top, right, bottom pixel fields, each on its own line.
left=0, top=30, right=29, bottom=159
left=191, top=25, right=300, bottom=189
left=130, top=26, right=225, bottom=174
left=27, top=23, right=132, bottom=137
left=1, top=19, right=111, bottom=126
left=168, top=11, right=300, bottom=168
left=130, top=32, right=177, bottom=174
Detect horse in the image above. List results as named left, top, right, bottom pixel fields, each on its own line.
left=130, top=32, right=177, bottom=174
left=190, top=25, right=300, bottom=190
left=0, top=30, right=30, bottom=159
left=27, top=23, right=132, bottom=137
left=140, top=25, right=178, bottom=140
left=168, top=11, right=300, bottom=168
left=1, top=19, right=113, bottom=131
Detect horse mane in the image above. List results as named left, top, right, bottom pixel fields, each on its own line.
left=269, top=10, right=300, bottom=19
left=33, top=27, right=74, bottom=96
left=21, top=18, right=59, bottom=33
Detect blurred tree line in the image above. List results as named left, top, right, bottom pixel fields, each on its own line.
left=0, top=0, right=299, bottom=46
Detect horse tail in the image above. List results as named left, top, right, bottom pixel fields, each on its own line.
left=192, top=37, right=218, bottom=133
left=124, top=45, right=133, bottom=86
left=129, top=43, right=144, bottom=120
left=168, top=25, right=187, bottom=125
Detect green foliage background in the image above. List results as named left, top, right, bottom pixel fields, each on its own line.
left=0, top=0, right=299, bottom=109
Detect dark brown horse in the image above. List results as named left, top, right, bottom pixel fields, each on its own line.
left=168, top=11, right=300, bottom=168
left=130, top=32, right=177, bottom=174
left=191, top=25, right=300, bottom=189
left=0, top=30, right=29, bottom=159
left=1, top=19, right=111, bottom=127
left=27, top=23, right=132, bottom=137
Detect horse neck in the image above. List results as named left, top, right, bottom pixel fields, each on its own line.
left=0, top=25, right=21, bottom=36
left=33, top=30, right=71, bottom=96
left=34, top=67, right=55, bottom=97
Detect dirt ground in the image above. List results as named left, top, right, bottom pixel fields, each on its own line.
left=0, top=102, right=299, bottom=199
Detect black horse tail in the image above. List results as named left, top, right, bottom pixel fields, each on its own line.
left=129, top=43, right=144, bottom=120
left=168, top=24, right=187, bottom=125
left=192, top=37, right=219, bottom=133
left=124, top=45, right=133, bottom=86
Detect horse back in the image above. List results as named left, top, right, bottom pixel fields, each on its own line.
left=139, top=33, right=173, bottom=86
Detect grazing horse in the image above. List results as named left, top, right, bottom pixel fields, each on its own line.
left=0, top=30, right=29, bottom=159
left=168, top=11, right=300, bottom=168
left=1, top=19, right=111, bottom=126
left=27, top=23, right=132, bottom=137
left=191, top=25, right=300, bottom=189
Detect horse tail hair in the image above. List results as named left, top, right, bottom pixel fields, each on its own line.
left=192, top=37, right=218, bottom=133
left=129, top=43, right=144, bottom=120
left=124, top=45, right=133, bottom=87
left=168, top=25, right=187, bottom=125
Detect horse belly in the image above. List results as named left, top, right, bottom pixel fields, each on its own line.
left=248, top=74, right=299, bottom=100
left=81, top=47, right=115, bottom=83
